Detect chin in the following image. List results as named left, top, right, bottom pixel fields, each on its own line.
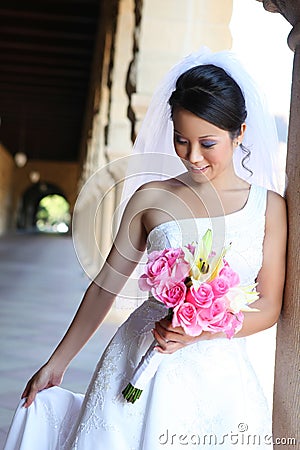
left=189, top=170, right=211, bottom=184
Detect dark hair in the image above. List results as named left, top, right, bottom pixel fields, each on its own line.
left=169, top=64, right=251, bottom=173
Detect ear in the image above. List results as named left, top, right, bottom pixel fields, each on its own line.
left=237, top=123, right=247, bottom=143
left=233, top=123, right=247, bottom=148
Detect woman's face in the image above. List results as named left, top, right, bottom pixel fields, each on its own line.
left=172, top=108, right=244, bottom=184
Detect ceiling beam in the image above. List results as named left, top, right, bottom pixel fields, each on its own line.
left=0, top=64, right=89, bottom=79
left=0, top=8, right=97, bottom=24
left=0, top=41, right=93, bottom=57
left=0, top=26, right=95, bottom=42
left=0, top=0, right=102, bottom=163
left=0, top=82, right=87, bottom=97
left=0, top=74, right=88, bottom=89
left=0, top=52, right=90, bottom=70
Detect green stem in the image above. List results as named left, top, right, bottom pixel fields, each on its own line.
left=122, top=383, right=143, bottom=403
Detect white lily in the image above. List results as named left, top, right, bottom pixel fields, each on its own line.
left=182, top=229, right=229, bottom=289
left=226, top=284, right=260, bottom=313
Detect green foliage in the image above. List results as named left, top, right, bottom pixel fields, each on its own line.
left=36, top=195, right=70, bottom=232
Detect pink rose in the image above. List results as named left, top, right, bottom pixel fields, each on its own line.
left=210, top=276, right=229, bottom=298
left=197, top=298, right=228, bottom=332
left=138, top=248, right=188, bottom=291
left=138, top=274, right=153, bottom=291
left=197, top=298, right=244, bottom=339
left=197, top=298, right=244, bottom=338
left=164, top=248, right=185, bottom=266
left=153, top=281, right=186, bottom=308
left=172, top=302, right=203, bottom=336
left=186, top=283, right=214, bottom=309
left=219, top=266, right=240, bottom=287
left=224, top=311, right=244, bottom=339
left=170, top=259, right=190, bottom=283
left=138, top=251, right=172, bottom=290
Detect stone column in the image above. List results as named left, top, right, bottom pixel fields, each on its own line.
left=272, top=23, right=300, bottom=445
left=76, top=0, right=135, bottom=274
left=0, top=144, right=14, bottom=234
left=133, top=0, right=233, bottom=132
left=106, top=0, right=134, bottom=162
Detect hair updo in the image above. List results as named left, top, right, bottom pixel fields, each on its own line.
left=169, top=64, right=247, bottom=135
left=169, top=64, right=250, bottom=170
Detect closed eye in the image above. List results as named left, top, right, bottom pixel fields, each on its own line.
left=201, top=141, right=216, bottom=149
left=175, top=136, right=188, bottom=145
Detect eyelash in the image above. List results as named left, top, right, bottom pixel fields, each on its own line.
left=175, top=136, right=216, bottom=148
left=175, top=137, right=188, bottom=145
left=201, top=142, right=216, bottom=149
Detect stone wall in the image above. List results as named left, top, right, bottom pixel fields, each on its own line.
left=73, top=0, right=234, bottom=283
left=0, top=144, right=14, bottom=234
left=132, top=0, right=233, bottom=131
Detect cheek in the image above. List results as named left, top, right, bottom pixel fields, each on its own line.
left=206, top=152, right=220, bottom=163
left=173, top=143, right=186, bottom=159
left=207, top=146, right=232, bottom=163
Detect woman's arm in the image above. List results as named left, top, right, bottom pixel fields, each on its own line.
left=231, top=190, right=287, bottom=337
left=22, top=190, right=148, bottom=406
left=153, top=190, right=287, bottom=352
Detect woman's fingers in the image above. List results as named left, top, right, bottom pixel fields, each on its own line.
left=152, top=323, right=187, bottom=354
left=153, top=317, right=204, bottom=353
left=152, top=328, right=180, bottom=353
left=23, top=388, right=38, bottom=408
left=21, top=376, right=36, bottom=400
left=159, top=317, right=184, bottom=333
left=21, top=385, right=29, bottom=400
left=20, top=365, right=62, bottom=408
left=154, top=319, right=186, bottom=343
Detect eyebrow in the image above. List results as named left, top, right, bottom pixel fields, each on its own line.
left=174, top=129, right=218, bottom=139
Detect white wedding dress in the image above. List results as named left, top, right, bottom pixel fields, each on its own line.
left=4, top=185, right=273, bottom=450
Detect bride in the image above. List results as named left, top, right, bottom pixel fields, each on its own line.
left=4, top=49, right=286, bottom=450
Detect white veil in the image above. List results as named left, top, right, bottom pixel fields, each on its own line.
left=113, top=47, right=284, bottom=308
left=120, top=47, right=284, bottom=217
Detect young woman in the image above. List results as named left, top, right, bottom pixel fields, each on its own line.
left=4, top=49, right=286, bottom=450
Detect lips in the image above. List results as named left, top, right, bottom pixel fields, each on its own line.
left=189, top=165, right=210, bottom=173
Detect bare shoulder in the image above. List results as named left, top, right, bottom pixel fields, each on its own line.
left=137, top=179, right=176, bottom=192
left=266, top=190, right=286, bottom=215
left=123, top=180, right=170, bottom=216
left=136, top=179, right=175, bottom=201
left=265, top=190, right=287, bottom=230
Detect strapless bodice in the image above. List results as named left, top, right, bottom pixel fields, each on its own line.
left=146, top=184, right=267, bottom=286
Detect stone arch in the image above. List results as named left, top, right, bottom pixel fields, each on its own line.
left=17, top=182, right=69, bottom=231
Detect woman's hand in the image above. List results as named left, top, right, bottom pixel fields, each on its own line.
left=21, top=363, right=64, bottom=408
left=152, top=317, right=219, bottom=354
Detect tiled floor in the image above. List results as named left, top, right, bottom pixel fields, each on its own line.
left=0, top=232, right=131, bottom=449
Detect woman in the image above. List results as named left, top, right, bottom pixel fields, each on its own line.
left=4, top=49, right=286, bottom=449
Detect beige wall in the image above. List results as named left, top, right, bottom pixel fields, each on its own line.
left=75, top=0, right=234, bottom=281
left=0, top=144, right=14, bottom=234
left=133, top=0, right=233, bottom=128
left=12, top=160, right=80, bottom=226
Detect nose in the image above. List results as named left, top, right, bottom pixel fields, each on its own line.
left=188, top=143, right=204, bottom=164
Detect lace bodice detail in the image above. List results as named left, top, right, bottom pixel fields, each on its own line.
left=146, top=184, right=267, bottom=286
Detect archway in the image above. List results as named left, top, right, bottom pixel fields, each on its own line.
left=36, top=194, right=70, bottom=233
left=17, top=182, right=70, bottom=232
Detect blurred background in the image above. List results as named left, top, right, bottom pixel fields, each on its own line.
left=0, top=0, right=294, bottom=446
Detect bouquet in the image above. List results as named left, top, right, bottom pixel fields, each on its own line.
left=122, top=229, right=259, bottom=403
